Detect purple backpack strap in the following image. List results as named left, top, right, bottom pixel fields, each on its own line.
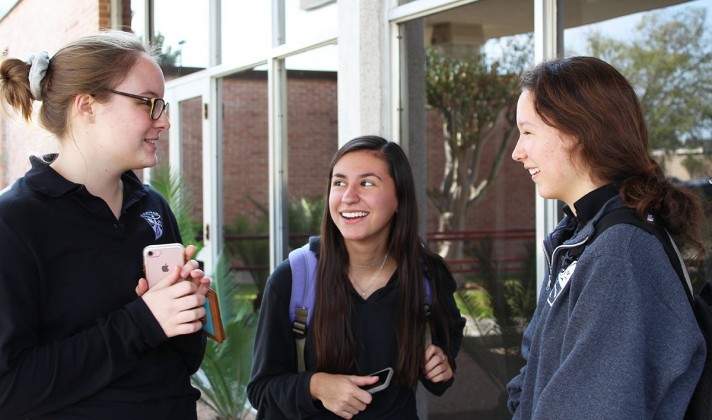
left=424, top=276, right=432, bottom=305
left=288, top=242, right=317, bottom=329
left=422, top=260, right=433, bottom=348
left=422, top=258, right=433, bottom=306
left=288, top=241, right=432, bottom=370
left=288, top=242, right=317, bottom=372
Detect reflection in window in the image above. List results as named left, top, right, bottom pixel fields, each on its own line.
left=286, top=43, right=337, bottom=71
left=413, top=2, right=537, bottom=417
left=129, top=0, right=146, bottom=40
left=565, top=1, right=711, bottom=151
left=0, top=0, right=18, bottom=20
left=153, top=0, right=209, bottom=69
left=220, top=70, right=271, bottom=298
left=221, top=2, right=271, bottom=64
left=285, top=0, right=337, bottom=45
left=285, top=46, right=338, bottom=250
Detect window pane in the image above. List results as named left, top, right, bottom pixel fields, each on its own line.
left=286, top=44, right=337, bottom=71
left=220, top=69, right=271, bottom=294
left=222, top=2, right=271, bottom=64
left=129, top=0, right=146, bottom=39
left=404, top=1, right=535, bottom=417
left=180, top=97, right=204, bottom=222
left=153, top=0, right=209, bottom=69
left=285, top=45, right=338, bottom=249
left=285, top=0, right=337, bottom=45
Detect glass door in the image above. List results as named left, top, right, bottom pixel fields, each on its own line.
left=160, top=77, right=219, bottom=274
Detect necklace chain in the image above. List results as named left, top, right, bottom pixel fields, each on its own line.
left=349, top=255, right=387, bottom=269
left=350, top=253, right=389, bottom=298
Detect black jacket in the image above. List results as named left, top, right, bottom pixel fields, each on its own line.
left=247, top=238, right=465, bottom=419
left=0, top=156, right=205, bottom=419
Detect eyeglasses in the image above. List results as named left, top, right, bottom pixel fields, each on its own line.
left=109, top=89, right=169, bottom=120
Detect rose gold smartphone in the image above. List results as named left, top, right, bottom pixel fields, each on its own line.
left=143, top=243, right=185, bottom=288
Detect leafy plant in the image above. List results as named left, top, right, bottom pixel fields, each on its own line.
left=224, top=197, right=271, bottom=296
left=191, top=253, right=258, bottom=419
left=425, top=38, right=531, bottom=265
left=225, top=195, right=324, bottom=301
left=148, top=164, right=203, bottom=247
left=149, top=166, right=257, bottom=419
left=288, top=196, right=325, bottom=249
left=504, top=242, right=537, bottom=321
left=455, top=239, right=537, bottom=416
left=586, top=7, right=712, bottom=150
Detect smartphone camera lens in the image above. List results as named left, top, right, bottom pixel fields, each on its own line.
left=148, top=251, right=154, bottom=256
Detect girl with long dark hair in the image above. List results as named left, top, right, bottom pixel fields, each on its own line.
left=248, top=135, right=465, bottom=419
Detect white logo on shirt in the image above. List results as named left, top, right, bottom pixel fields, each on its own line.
left=141, top=211, right=163, bottom=239
left=547, top=260, right=577, bottom=306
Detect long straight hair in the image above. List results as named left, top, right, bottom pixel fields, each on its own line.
left=311, top=135, right=449, bottom=385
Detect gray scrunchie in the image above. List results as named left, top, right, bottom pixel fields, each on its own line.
left=26, top=51, right=50, bottom=101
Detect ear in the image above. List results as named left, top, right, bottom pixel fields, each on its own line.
left=74, top=93, right=96, bottom=120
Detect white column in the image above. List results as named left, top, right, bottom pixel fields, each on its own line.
left=338, top=0, right=390, bottom=146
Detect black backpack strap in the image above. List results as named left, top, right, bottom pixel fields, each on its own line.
left=591, top=207, right=693, bottom=304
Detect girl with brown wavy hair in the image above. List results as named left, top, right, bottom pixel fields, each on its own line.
left=507, top=56, right=706, bottom=419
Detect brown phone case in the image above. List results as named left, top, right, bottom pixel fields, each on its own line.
left=202, top=288, right=226, bottom=343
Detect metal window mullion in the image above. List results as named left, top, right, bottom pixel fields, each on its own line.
left=534, top=0, right=564, bottom=294
left=268, top=58, right=288, bottom=273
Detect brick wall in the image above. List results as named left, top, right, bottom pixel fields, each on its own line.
left=0, top=0, right=119, bottom=186
left=221, top=74, right=269, bottom=224
left=286, top=71, right=339, bottom=212
left=161, top=70, right=339, bottom=228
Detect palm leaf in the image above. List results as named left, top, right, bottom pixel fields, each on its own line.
left=148, top=165, right=203, bottom=248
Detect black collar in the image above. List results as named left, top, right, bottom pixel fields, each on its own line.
left=573, top=183, right=620, bottom=226
left=24, top=154, right=148, bottom=211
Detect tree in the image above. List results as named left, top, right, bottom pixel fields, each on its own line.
left=154, top=32, right=182, bottom=67
left=586, top=7, right=712, bottom=151
left=425, top=36, right=532, bottom=262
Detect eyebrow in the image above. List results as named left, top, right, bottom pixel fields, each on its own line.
left=141, top=91, right=162, bottom=98
left=332, top=172, right=384, bottom=181
left=125, top=89, right=162, bottom=98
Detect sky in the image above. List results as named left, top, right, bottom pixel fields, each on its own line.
left=0, top=0, right=18, bottom=19
left=564, top=0, right=712, bottom=55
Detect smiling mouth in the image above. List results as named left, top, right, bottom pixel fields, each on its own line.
left=529, top=168, right=540, bottom=175
left=341, top=211, right=369, bottom=219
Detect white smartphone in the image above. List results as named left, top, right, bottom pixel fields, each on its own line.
left=360, top=367, right=393, bottom=394
left=143, top=243, right=185, bottom=288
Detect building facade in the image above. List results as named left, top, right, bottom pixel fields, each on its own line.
left=0, top=0, right=709, bottom=418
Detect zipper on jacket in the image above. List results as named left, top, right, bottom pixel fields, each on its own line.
left=545, top=236, right=589, bottom=290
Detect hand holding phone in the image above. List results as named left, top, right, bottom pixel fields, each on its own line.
left=360, top=367, right=393, bottom=394
left=143, top=243, right=185, bottom=288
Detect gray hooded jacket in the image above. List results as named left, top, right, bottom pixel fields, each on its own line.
left=507, top=189, right=705, bottom=419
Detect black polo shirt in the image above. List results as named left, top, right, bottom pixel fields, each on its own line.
left=0, top=155, right=204, bottom=419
